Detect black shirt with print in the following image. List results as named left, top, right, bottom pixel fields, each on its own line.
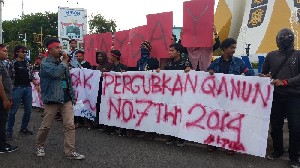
left=164, top=58, right=192, bottom=70
left=14, top=61, right=30, bottom=86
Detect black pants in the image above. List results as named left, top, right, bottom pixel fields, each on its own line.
left=0, top=101, right=8, bottom=149
left=270, top=93, right=300, bottom=161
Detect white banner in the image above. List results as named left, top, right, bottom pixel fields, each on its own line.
left=100, top=71, right=274, bottom=157
left=70, top=68, right=101, bottom=120
left=58, top=7, right=87, bottom=41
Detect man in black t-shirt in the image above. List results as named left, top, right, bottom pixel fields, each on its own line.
left=110, top=50, right=128, bottom=72
left=6, top=45, right=38, bottom=141
left=76, top=50, right=92, bottom=69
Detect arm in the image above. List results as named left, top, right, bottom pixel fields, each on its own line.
left=261, top=54, right=270, bottom=75
left=41, top=59, right=68, bottom=79
left=239, top=60, right=255, bottom=76
left=206, top=60, right=217, bottom=72
left=0, top=75, right=11, bottom=111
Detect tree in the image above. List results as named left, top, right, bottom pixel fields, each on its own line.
left=88, top=14, right=117, bottom=34
left=3, top=12, right=58, bottom=61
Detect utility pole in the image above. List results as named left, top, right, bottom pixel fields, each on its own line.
left=0, top=0, right=4, bottom=43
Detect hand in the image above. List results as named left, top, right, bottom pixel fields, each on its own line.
left=120, top=69, right=126, bottom=72
left=3, top=98, right=11, bottom=111
left=95, top=48, right=99, bottom=51
left=62, top=51, right=69, bottom=62
left=156, top=68, right=161, bottom=73
left=259, top=74, right=272, bottom=78
left=208, top=70, right=215, bottom=75
left=184, top=67, right=191, bottom=73
left=271, top=79, right=285, bottom=86
left=101, top=68, right=107, bottom=72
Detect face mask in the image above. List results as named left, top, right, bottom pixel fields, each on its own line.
left=140, top=48, right=149, bottom=56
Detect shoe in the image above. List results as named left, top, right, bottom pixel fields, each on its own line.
left=19, top=128, right=34, bottom=135
left=6, top=133, right=12, bottom=141
left=0, top=144, right=18, bottom=153
left=66, top=152, right=85, bottom=160
left=166, top=140, right=175, bottom=145
left=291, top=160, right=300, bottom=168
left=226, top=150, right=235, bottom=155
left=266, top=151, right=283, bottom=160
left=36, top=147, right=45, bottom=157
left=207, top=145, right=217, bottom=152
left=176, top=141, right=185, bottom=147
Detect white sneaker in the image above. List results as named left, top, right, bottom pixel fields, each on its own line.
left=66, top=151, right=85, bottom=160
left=36, top=147, right=45, bottom=157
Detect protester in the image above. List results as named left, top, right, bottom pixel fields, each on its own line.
left=35, top=38, right=85, bottom=160
left=207, top=38, right=255, bottom=76
left=157, top=43, right=192, bottom=147
left=109, top=49, right=128, bottom=136
left=68, top=39, right=80, bottom=68
left=0, top=44, right=18, bottom=153
left=76, top=50, right=92, bottom=69
left=95, top=50, right=113, bottom=130
left=136, top=40, right=159, bottom=71
left=134, top=41, right=159, bottom=139
left=261, top=28, right=300, bottom=168
left=96, top=50, right=113, bottom=72
left=6, top=45, right=38, bottom=141
left=74, top=50, right=92, bottom=128
left=206, top=38, right=254, bottom=155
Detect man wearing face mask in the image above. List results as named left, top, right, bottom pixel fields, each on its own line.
left=136, top=41, right=159, bottom=71
left=261, top=28, right=300, bottom=168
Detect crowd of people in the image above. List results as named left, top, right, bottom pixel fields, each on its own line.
left=0, top=28, right=299, bottom=167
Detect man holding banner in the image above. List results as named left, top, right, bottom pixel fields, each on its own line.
left=162, top=43, right=192, bottom=146
left=35, top=38, right=85, bottom=160
left=262, top=28, right=300, bottom=168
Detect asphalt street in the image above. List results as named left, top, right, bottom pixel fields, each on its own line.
left=0, top=107, right=291, bottom=168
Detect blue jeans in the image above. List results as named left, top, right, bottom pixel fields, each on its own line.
left=6, top=86, right=32, bottom=134
left=270, top=93, right=300, bottom=161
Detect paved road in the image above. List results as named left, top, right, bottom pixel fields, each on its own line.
left=0, top=108, right=291, bottom=168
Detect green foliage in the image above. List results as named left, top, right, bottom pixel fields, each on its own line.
left=88, top=14, right=117, bottom=34
left=251, top=62, right=259, bottom=69
left=3, top=12, right=58, bottom=61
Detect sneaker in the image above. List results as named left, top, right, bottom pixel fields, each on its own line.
left=266, top=151, right=283, bottom=160
left=19, top=128, right=34, bottom=135
left=291, top=160, right=300, bottom=168
left=0, top=144, right=18, bottom=153
left=6, top=133, right=12, bottom=141
left=36, top=147, right=45, bottom=157
left=66, top=152, right=85, bottom=160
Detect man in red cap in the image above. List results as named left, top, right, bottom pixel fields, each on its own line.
left=35, top=38, right=85, bottom=160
